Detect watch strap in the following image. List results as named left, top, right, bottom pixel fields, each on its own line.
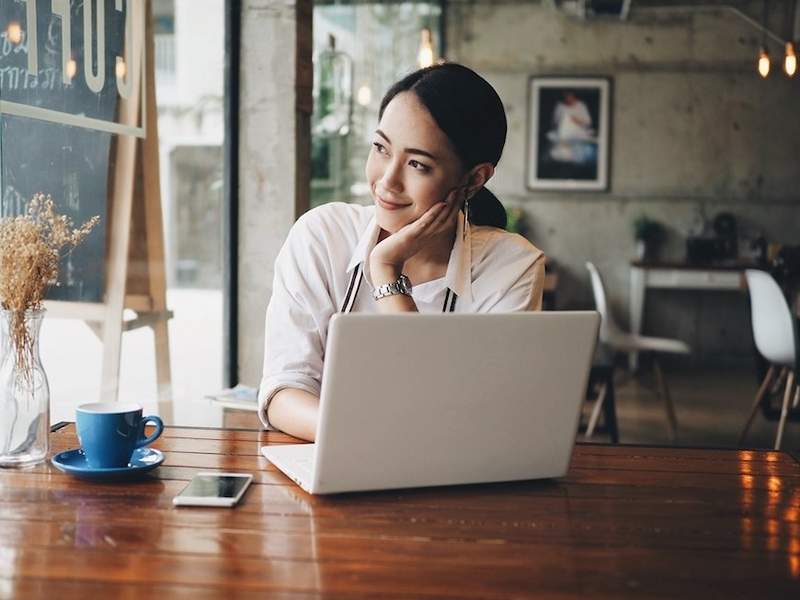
left=373, top=274, right=412, bottom=301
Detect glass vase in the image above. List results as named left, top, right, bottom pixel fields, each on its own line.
left=0, top=309, right=50, bottom=467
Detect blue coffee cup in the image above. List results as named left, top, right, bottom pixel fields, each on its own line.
left=76, top=403, right=164, bottom=468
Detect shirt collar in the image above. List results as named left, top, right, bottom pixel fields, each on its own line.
left=346, top=211, right=380, bottom=275
left=346, top=209, right=473, bottom=305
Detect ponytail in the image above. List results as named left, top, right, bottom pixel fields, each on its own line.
left=467, top=187, right=507, bottom=229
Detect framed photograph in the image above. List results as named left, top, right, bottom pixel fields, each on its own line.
left=527, top=77, right=611, bottom=191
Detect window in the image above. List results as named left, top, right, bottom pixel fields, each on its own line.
left=0, top=0, right=229, bottom=426
left=312, top=2, right=442, bottom=208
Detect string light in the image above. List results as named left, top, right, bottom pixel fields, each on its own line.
left=6, top=22, right=22, bottom=45
left=757, top=0, right=770, bottom=78
left=116, top=57, right=127, bottom=80
left=356, top=83, right=371, bottom=107
left=66, top=58, right=77, bottom=81
left=418, top=28, right=434, bottom=69
left=784, top=42, right=797, bottom=77
left=758, top=46, right=770, bottom=78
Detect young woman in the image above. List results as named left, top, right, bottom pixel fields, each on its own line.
left=259, top=63, right=545, bottom=441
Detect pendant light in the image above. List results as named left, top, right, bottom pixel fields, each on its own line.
left=356, top=83, right=372, bottom=107
left=784, top=41, right=797, bottom=76
left=6, top=22, right=22, bottom=45
left=314, top=34, right=353, bottom=138
left=757, top=0, right=771, bottom=78
left=418, top=28, right=434, bottom=68
left=758, top=46, right=771, bottom=78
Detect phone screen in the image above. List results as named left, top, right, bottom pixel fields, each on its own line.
left=178, top=474, right=251, bottom=499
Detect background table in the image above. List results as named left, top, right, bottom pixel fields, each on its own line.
left=629, top=260, right=751, bottom=370
left=1, top=423, right=798, bottom=598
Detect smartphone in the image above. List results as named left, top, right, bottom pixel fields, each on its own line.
left=173, top=472, right=253, bottom=507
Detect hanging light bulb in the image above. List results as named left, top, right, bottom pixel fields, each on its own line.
left=418, top=28, right=434, bottom=69
left=758, top=46, right=770, bottom=78
left=116, top=57, right=127, bottom=80
left=356, top=83, right=372, bottom=107
left=756, top=0, right=770, bottom=79
left=784, top=42, right=797, bottom=77
left=6, top=22, right=22, bottom=45
left=66, top=58, right=77, bottom=81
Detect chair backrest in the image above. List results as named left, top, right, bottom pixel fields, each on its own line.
left=586, top=262, right=623, bottom=343
left=745, top=269, right=797, bottom=368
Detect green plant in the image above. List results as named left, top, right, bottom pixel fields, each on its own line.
left=632, top=215, right=664, bottom=243
left=506, top=207, right=528, bottom=237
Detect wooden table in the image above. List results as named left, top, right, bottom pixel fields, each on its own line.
left=2, top=423, right=799, bottom=598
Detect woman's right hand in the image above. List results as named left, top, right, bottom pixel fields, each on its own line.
left=369, top=187, right=465, bottom=276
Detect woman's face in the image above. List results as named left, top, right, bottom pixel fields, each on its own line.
left=366, top=92, right=465, bottom=234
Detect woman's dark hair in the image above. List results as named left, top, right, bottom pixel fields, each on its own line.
left=379, top=63, right=508, bottom=229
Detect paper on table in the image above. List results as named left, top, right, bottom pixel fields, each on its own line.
left=204, top=384, right=258, bottom=412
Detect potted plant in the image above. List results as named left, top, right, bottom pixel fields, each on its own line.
left=506, top=207, right=530, bottom=238
left=632, top=215, right=665, bottom=262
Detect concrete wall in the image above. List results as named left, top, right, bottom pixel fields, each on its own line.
left=238, top=0, right=312, bottom=385
left=448, top=1, right=800, bottom=363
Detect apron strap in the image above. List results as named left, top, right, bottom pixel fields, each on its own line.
left=340, top=264, right=364, bottom=314
left=346, top=266, right=455, bottom=314
left=442, top=289, right=458, bottom=313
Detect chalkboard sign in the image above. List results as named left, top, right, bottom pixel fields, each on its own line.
left=0, top=0, right=139, bottom=303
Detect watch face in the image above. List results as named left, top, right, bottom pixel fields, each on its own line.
left=398, top=274, right=412, bottom=294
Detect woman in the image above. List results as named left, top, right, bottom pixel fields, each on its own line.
left=260, top=63, right=545, bottom=441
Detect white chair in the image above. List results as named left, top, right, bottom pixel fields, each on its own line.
left=586, top=262, right=691, bottom=441
left=739, top=270, right=799, bottom=450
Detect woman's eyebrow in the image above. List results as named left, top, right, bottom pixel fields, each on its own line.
left=375, top=129, right=438, bottom=161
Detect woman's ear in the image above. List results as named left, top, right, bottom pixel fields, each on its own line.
left=464, top=163, right=495, bottom=198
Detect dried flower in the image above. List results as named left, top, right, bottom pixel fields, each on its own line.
left=0, top=194, right=98, bottom=379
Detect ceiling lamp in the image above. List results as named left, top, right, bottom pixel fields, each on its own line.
left=784, top=42, right=797, bottom=76
left=356, top=83, right=372, bottom=107
left=758, top=46, right=771, bottom=78
left=418, top=28, right=434, bottom=69
left=6, top=22, right=22, bottom=45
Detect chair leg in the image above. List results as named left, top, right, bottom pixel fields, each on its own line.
left=774, top=371, right=795, bottom=451
left=770, top=368, right=787, bottom=397
left=792, top=385, right=799, bottom=410
left=653, top=358, right=677, bottom=443
left=739, top=366, right=776, bottom=446
left=603, top=374, right=619, bottom=444
left=585, top=382, right=607, bottom=439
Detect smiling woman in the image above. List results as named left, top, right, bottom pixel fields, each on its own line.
left=260, top=62, right=546, bottom=442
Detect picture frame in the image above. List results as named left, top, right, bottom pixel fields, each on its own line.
left=526, top=77, right=611, bottom=191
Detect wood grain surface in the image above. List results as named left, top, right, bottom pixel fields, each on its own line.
left=0, top=424, right=798, bottom=598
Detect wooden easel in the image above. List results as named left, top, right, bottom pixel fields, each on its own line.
left=45, top=1, right=172, bottom=418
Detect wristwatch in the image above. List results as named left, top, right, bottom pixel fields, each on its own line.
left=372, top=274, right=412, bottom=301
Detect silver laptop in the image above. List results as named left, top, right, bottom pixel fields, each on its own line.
left=262, top=311, right=600, bottom=494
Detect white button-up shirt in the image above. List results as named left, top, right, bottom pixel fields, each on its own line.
left=258, top=202, right=545, bottom=428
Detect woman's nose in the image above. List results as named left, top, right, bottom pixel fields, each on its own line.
left=379, top=160, right=404, bottom=194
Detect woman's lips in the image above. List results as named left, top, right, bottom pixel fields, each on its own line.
left=377, top=195, right=411, bottom=211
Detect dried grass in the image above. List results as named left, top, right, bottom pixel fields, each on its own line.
left=0, top=194, right=98, bottom=379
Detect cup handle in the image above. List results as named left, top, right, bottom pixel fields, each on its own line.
left=136, top=415, right=164, bottom=448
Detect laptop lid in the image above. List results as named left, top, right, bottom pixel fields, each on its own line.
left=311, top=311, right=600, bottom=494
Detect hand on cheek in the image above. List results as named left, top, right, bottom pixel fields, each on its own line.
left=370, top=187, right=466, bottom=275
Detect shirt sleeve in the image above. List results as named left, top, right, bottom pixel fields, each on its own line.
left=501, top=256, right=545, bottom=312
left=257, top=214, right=335, bottom=429
left=471, top=232, right=546, bottom=313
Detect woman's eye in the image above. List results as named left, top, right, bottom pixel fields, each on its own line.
left=372, top=142, right=388, bottom=155
left=409, top=160, right=430, bottom=173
